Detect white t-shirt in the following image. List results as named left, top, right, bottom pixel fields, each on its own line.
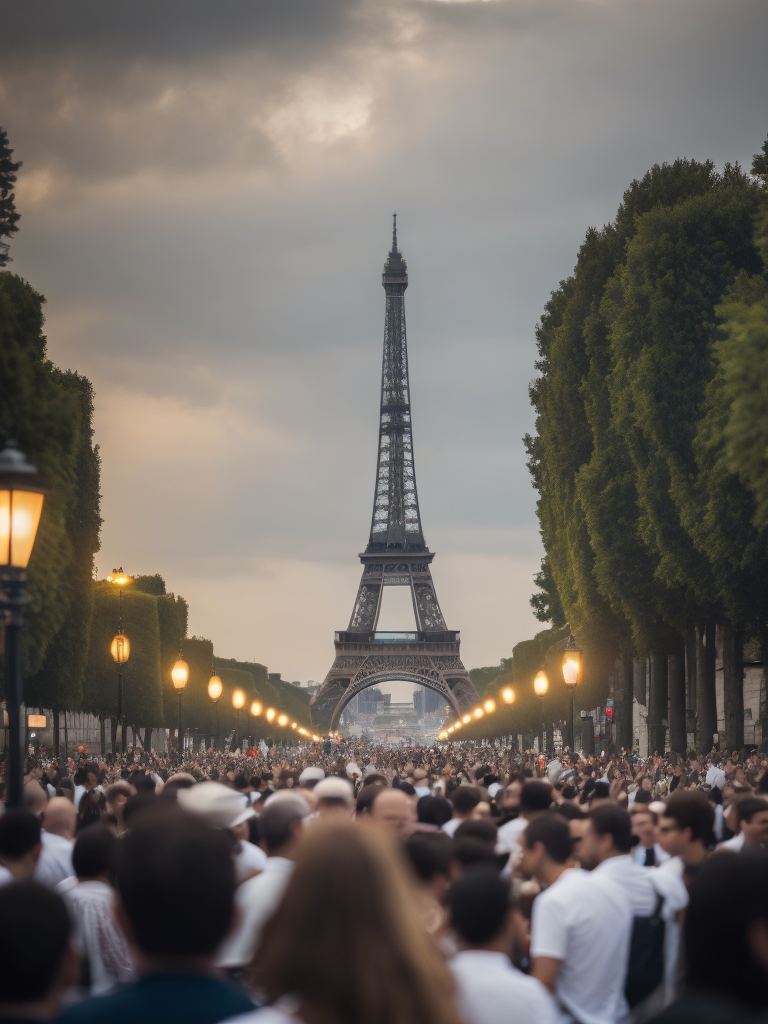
left=531, top=868, right=632, bottom=1024
left=441, top=817, right=465, bottom=837
left=496, top=816, right=528, bottom=856
left=35, top=831, right=75, bottom=888
left=718, top=833, right=744, bottom=852
left=451, top=949, right=557, bottom=1024
left=235, top=840, right=268, bottom=882
left=217, top=857, right=294, bottom=967
left=705, top=765, right=726, bottom=789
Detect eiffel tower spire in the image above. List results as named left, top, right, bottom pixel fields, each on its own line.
left=368, top=217, right=425, bottom=551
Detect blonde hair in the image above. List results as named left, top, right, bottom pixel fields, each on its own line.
left=250, top=820, right=463, bottom=1024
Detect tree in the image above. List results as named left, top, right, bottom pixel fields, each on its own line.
left=0, top=126, right=20, bottom=267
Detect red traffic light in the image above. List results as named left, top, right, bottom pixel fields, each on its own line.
left=605, top=706, right=614, bottom=719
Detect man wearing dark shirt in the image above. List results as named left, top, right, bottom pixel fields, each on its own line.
left=56, top=806, right=254, bottom=1024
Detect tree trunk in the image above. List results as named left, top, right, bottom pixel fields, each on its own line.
left=52, top=709, right=60, bottom=760
left=633, top=658, right=647, bottom=705
left=615, top=654, right=633, bottom=753
left=696, top=620, right=717, bottom=753
left=684, top=629, right=696, bottom=747
left=648, top=647, right=668, bottom=754
left=64, top=712, right=69, bottom=760
left=668, top=649, right=686, bottom=756
left=99, top=716, right=106, bottom=757
left=110, top=717, right=118, bottom=756
left=721, top=620, right=744, bottom=754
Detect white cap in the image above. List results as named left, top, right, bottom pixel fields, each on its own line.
left=299, top=766, right=326, bottom=786
left=314, top=777, right=355, bottom=806
left=177, top=781, right=255, bottom=828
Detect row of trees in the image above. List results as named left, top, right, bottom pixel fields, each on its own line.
left=0, top=125, right=314, bottom=750
left=517, top=139, right=768, bottom=753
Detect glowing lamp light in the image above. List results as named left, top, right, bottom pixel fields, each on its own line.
left=501, top=687, right=515, bottom=705
left=208, top=676, right=223, bottom=702
left=484, top=699, right=496, bottom=714
left=266, top=707, right=276, bottom=723
left=533, top=670, right=549, bottom=698
left=292, top=722, right=297, bottom=729
left=232, top=688, right=245, bottom=710
left=106, top=568, right=133, bottom=586
left=171, top=659, right=189, bottom=691
left=562, top=651, right=582, bottom=687
left=474, top=707, right=484, bottom=719
left=312, top=734, right=320, bottom=742
left=298, top=727, right=308, bottom=736
left=0, top=443, right=48, bottom=570
left=462, top=714, right=471, bottom=724
left=251, top=701, right=262, bottom=716
left=278, top=714, right=288, bottom=727
left=110, top=633, right=130, bottom=664
left=438, top=731, right=448, bottom=740
left=447, top=726, right=454, bottom=733
left=454, top=721, right=462, bottom=730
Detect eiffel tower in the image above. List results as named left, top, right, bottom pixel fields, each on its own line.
left=310, top=217, right=479, bottom=732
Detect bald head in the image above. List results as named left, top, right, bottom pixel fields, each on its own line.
left=369, top=787, right=416, bottom=838
left=24, top=782, right=48, bottom=814
left=42, top=798, right=77, bottom=840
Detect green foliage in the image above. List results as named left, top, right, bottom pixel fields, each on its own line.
left=753, top=134, right=768, bottom=180
left=530, top=556, right=565, bottom=626
left=82, top=583, right=163, bottom=724
left=157, top=591, right=188, bottom=726
left=133, top=574, right=167, bottom=596
left=0, top=126, right=20, bottom=267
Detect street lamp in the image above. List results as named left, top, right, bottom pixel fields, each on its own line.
left=533, top=668, right=549, bottom=756
left=562, top=633, right=582, bottom=753
left=0, top=443, right=47, bottom=808
left=232, top=689, right=245, bottom=748
left=108, top=568, right=133, bottom=754
left=208, top=674, right=222, bottom=749
left=172, top=654, right=189, bottom=755
left=501, top=686, right=515, bottom=705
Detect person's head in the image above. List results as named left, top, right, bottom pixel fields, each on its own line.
left=0, top=883, right=78, bottom=1018
left=501, top=780, right=522, bottom=815
left=579, top=805, right=633, bottom=870
left=258, top=794, right=309, bottom=856
left=403, top=833, right=452, bottom=902
left=159, top=773, right=196, bottom=799
left=105, top=782, right=133, bottom=822
left=298, top=767, right=325, bottom=790
left=250, top=821, right=464, bottom=1024
left=114, top=806, right=237, bottom=964
left=41, top=797, right=77, bottom=840
left=55, top=778, right=75, bottom=803
left=83, top=766, right=99, bottom=791
left=684, top=850, right=768, bottom=1011
left=233, top=773, right=250, bottom=792
left=449, top=786, right=482, bottom=819
left=24, top=780, right=48, bottom=815
left=630, top=807, right=658, bottom=848
left=453, top=818, right=497, bottom=847
left=72, top=825, right=118, bottom=881
left=519, top=780, right=553, bottom=818
left=736, top=797, right=768, bottom=848
left=449, top=868, right=513, bottom=951
left=369, top=787, right=416, bottom=838
left=658, top=791, right=715, bottom=858
left=0, top=810, right=42, bottom=881
left=640, top=776, right=654, bottom=792
left=520, top=814, right=572, bottom=882
left=417, top=795, right=453, bottom=828
left=313, top=777, right=355, bottom=817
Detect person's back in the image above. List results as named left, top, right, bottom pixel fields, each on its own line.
left=449, top=869, right=555, bottom=1024
left=36, top=797, right=77, bottom=888
left=523, top=815, right=632, bottom=1024
left=56, top=805, right=254, bottom=1024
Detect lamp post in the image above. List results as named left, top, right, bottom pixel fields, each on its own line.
left=171, top=653, right=189, bottom=756
left=561, top=633, right=583, bottom=753
left=533, top=668, right=549, bottom=757
left=232, top=689, right=245, bottom=749
left=208, top=674, right=222, bottom=749
left=0, top=443, right=47, bottom=808
left=107, top=568, right=133, bottom=754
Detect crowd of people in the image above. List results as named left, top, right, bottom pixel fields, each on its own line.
left=1, top=738, right=767, bottom=1024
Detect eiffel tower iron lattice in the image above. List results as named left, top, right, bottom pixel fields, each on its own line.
left=310, top=218, right=479, bottom=732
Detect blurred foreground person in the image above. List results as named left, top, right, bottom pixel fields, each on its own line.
left=0, top=810, right=42, bottom=884
left=448, top=869, right=556, bottom=1024
left=37, top=797, right=77, bottom=888
left=57, top=807, right=254, bottom=1024
left=647, top=850, right=768, bottom=1023
left=226, top=821, right=465, bottom=1024
left=0, top=882, right=78, bottom=1022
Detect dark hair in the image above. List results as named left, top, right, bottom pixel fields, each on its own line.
left=0, top=883, right=70, bottom=1003
left=115, top=807, right=236, bottom=956
left=451, top=839, right=507, bottom=874
left=73, top=825, right=118, bottom=879
left=633, top=790, right=653, bottom=805
left=362, top=773, right=389, bottom=789
left=417, top=795, right=453, bottom=827
left=523, top=814, right=573, bottom=864
left=397, top=781, right=417, bottom=797
left=561, top=785, right=577, bottom=800
left=123, top=793, right=157, bottom=826
left=0, top=810, right=41, bottom=859
left=588, top=805, right=633, bottom=853
left=356, top=785, right=382, bottom=816
left=684, top=850, right=768, bottom=1010
left=519, top=781, right=553, bottom=813
left=258, top=797, right=307, bottom=853
left=233, top=773, right=250, bottom=791
left=449, top=868, right=510, bottom=945
left=591, top=781, right=611, bottom=802
left=403, top=833, right=452, bottom=882
left=450, top=786, right=482, bottom=814
left=131, top=772, right=156, bottom=795
left=735, top=797, right=768, bottom=824
left=454, top=819, right=497, bottom=847
left=553, top=802, right=586, bottom=821
left=663, top=791, right=715, bottom=844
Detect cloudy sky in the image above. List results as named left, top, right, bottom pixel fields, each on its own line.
left=3, top=0, right=767, bottom=693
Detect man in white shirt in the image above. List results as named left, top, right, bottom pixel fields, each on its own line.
left=718, top=797, right=768, bottom=852
left=705, top=756, right=726, bottom=790
left=523, top=814, right=633, bottom=1024
left=412, top=768, right=431, bottom=798
left=579, top=805, right=688, bottom=1008
left=442, top=785, right=483, bottom=837
left=496, top=780, right=552, bottom=860
left=36, top=797, right=77, bottom=888
left=449, top=867, right=556, bottom=1024
left=630, top=806, right=670, bottom=867
left=218, top=794, right=309, bottom=968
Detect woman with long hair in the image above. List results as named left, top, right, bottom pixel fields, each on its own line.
left=235, top=820, right=465, bottom=1024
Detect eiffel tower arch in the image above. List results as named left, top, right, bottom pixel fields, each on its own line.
left=310, top=217, right=479, bottom=733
